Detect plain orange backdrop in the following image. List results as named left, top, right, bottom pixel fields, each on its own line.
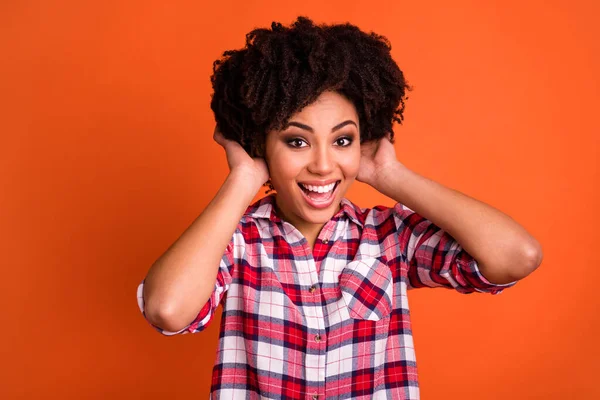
left=1, top=0, right=599, bottom=399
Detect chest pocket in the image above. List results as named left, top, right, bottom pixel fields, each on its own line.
left=339, top=257, right=394, bottom=321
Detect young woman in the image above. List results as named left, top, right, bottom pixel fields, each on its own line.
left=137, top=16, right=543, bottom=399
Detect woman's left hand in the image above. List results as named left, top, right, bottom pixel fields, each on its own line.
left=357, top=132, right=403, bottom=189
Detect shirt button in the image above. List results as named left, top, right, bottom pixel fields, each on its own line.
left=322, top=238, right=329, bottom=244
left=315, top=334, right=321, bottom=342
left=312, top=394, right=319, bottom=400
left=309, top=285, right=316, bottom=293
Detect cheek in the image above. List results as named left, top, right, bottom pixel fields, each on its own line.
left=268, top=154, right=302, bottom=185
left=341, top=150, right=361, bottom=178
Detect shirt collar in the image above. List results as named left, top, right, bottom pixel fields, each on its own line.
left=244, top=193, right=364, bottom=228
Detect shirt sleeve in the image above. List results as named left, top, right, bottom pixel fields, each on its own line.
left=393, top=203, right=518, bottom=295
left=136, top=227, right=242, bottom=335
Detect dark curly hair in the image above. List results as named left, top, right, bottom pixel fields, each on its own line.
left=210, top=15, right=412, bottom=159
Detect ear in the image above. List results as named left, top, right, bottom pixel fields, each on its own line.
left=253, top=142, right=266, bottom=158
left=255, top=132, right=268, bottom=158
left=386, top=130, right=395, bottom=144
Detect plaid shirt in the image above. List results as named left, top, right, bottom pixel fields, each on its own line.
left=137, top=194, right=517, bottom=399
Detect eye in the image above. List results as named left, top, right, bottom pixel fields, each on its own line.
left=287, top=138, right=308, bottom=148
left=335, top=137, right=353, bottom=147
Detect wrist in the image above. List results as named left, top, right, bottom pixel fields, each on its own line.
left=372, top=161, right=408, bottom=194
left=227, top=168, right=265, bottom=195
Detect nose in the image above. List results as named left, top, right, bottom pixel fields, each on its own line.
left=307, top=145, right=335, bottom=176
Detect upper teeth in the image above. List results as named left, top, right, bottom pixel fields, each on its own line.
left=300, top=182, right=337, bottom=193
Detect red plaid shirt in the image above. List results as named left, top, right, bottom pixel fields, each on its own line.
left=137, top=194, right=517, bottom=399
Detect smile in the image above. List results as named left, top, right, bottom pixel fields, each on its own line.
left=299, top=182, right=337, bottom=193
left=297, top=180, right=341, bottom=209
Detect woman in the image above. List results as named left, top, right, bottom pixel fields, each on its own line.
left=137, top=16, right=542, bottom=399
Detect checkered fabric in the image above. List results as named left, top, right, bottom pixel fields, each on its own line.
left=137, top=194, right=517, bottom=399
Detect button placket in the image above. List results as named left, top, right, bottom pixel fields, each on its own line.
left=300, top=256, right=326, bottom=393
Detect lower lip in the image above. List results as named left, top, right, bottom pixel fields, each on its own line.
left=298, top=182, right=340, bottom=209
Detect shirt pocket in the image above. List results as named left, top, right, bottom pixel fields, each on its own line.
left=338, top=257, right=394, bottom=321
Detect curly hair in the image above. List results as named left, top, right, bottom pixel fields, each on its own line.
left=210, top=16, right=412, bottom=159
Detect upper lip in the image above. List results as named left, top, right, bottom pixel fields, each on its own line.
left=298, top=179, right=340, bottom=186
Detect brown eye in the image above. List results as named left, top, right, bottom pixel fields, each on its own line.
left=287, top=138, right=308, bottom=148
left=335, top=137, right=353, bottom=147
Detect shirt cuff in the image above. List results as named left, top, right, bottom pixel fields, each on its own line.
left=457, top=253, right=519, bottom=295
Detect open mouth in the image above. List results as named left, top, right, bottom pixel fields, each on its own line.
left=297, top=180, right=341, bottom=208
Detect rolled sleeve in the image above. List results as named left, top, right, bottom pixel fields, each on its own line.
left=453, top=248, right=518, bottom=295
left=137, top=228, right=241, bottom=335
left=394, top=203, right=518, bottom=295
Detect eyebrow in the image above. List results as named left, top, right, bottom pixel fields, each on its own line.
left=283, top=120, right=357, bottom=133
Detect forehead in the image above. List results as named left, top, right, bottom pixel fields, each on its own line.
left=292, top=91, right=358, bottom=122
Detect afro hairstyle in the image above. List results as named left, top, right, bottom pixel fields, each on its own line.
left=210, top=16, right=412, bottom=158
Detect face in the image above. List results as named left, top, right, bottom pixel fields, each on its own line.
left=264, top=90, right=361, bottom=233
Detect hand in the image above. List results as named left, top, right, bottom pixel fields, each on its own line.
left=213, top=126, right=270, bottom=188
left=357, top=132, right=402, bottom=188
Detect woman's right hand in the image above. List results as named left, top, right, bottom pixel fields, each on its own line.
left=213, top=126, right=270, bottom=188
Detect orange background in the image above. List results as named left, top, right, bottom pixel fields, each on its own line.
left=2, top=0, right=599, bottom=398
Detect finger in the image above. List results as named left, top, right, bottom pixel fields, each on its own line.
left=360, top=140, right=378, bottom=156
left=213, top=127, right=231, bottom=148
left=213, top=126, right=223, bottom=140
left=213, top=126, right=222, bottom=141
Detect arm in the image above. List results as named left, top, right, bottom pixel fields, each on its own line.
left=378, top=163, right=542, bottom=284
left=142, top=127, right=268, bottom=332
left=358, top=136, right=543, bottom=285
left=142, top=171, right=261, bottom=332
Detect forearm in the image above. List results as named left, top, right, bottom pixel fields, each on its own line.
left=143, top=170, right=261, bottom=330
left=376, top=162, right=542, bottom=283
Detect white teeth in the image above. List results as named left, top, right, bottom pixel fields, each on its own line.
left=300, top=182, right=337, bottom=193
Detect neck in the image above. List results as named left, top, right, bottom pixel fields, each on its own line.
left=273, top=196, right=333, bottom=249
